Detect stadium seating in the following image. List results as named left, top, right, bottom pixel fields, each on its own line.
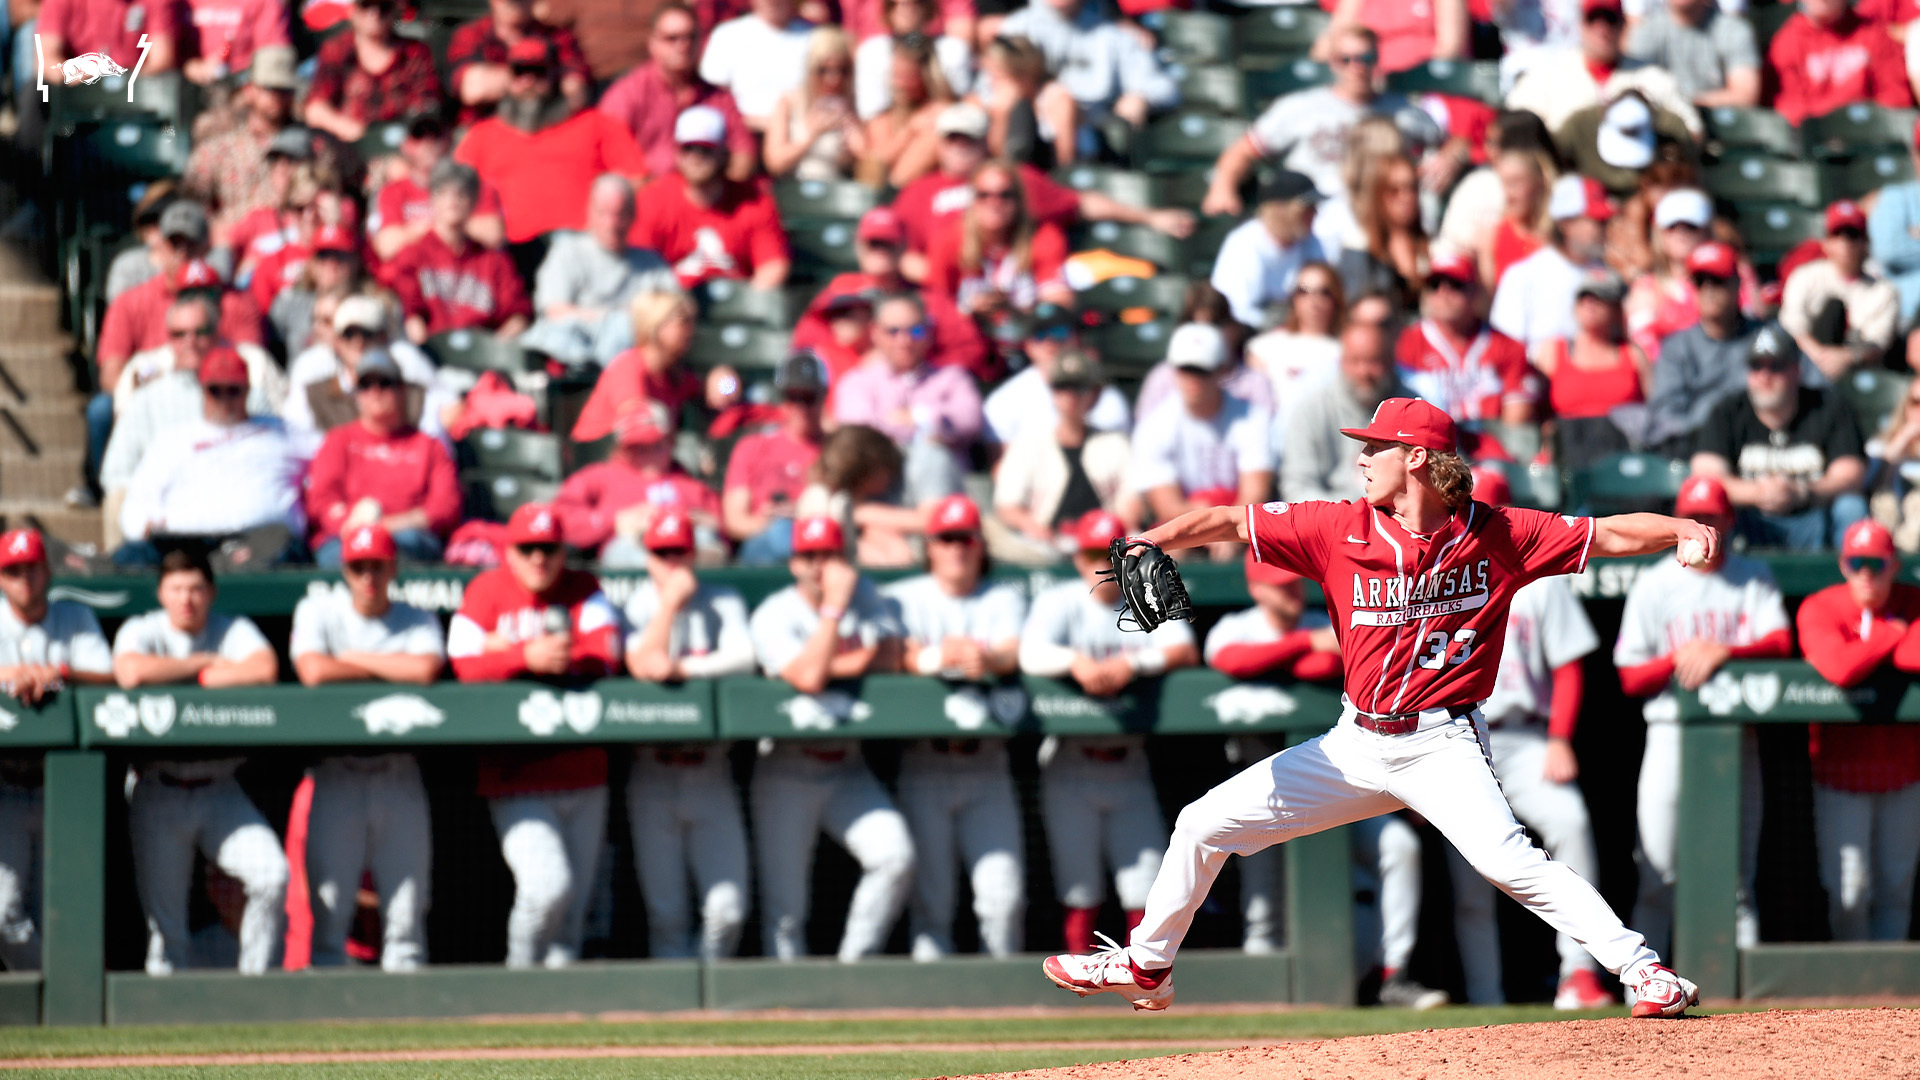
left=1701, top=106, right=1799, bottom=160
left=425, top=329, right=535, bottom=377
left=1567, top=453, right=1690, bottom=517
left=1154, top=9, right=1234, bottom=66
left=1703, top=158, right=1823, bottom=209
left=457, top=428, right=564, bottom=482
left=1800, top=104, right=1920, bottom=161
left=1232, top=5, right=1329, bottom=66
left=1384, top=60, right=1501, bottom=105
left=1837, top=367, right=1911, bottom=439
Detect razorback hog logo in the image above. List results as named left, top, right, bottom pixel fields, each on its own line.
left=349, top=529, right=378, bottom=553
left=62, top=52, right=128, bottom=85
left=5, top=533, right=31, bottom=557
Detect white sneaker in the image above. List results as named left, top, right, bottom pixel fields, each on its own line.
left=1628, top=963, right=1699, bottom=1019
left=1042, top=932, right=1175, bottom=1011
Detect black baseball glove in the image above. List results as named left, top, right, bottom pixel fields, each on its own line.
left=1099, top=537, right=1194, bottom=633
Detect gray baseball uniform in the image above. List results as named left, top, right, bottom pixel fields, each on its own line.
left=288, top=592, right=444, bottom=971
left=623, top=580, right=755, bottom=960
left=113, top=610, right=288, bottom=976
left=1020, top=581, right=1193, bottom=913
left=1616, top=556, right=1788, bottom=955
left=749, top=580, right=915, bottom=961
left=1447, top=576, right=1604, bottom=1004
left=881, top=574, right=1028, bottom=960
left=0, top=600, right=112, bottom=971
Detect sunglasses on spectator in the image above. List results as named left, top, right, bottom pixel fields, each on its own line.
left=816, top=61, right=850, bottom=75
left=1585, top=8, right=1623, bottom=24
left=169, top=325, right=215, bottom=340
left=1845, top=556, right=1890, bottom=576
left=678, top=142, right=726, bottom=157
left=1333, top=51, right=1377, bottom=66
left=877, top=323, right=927, bottom=339
left=515, top=542, right=561, bottom=557
left=654, top=28, right=695, bottom=42
left=973, top=186, right=1016, bottom=201
left=0, top=566, right=32, bottom=580
left=1747, top=356, right=1793, bottom=374
left=344, top=560, right=389, bottom=576
left=650, top=547, right=693, bottom=559
left=340, top=325, right=377, bottom=341
left=1690, top=273, right=1732, bottom=290
left=793, top=550, right=832, bottom=563
left=1425, top=277, right=1468, bottom=293
left=1295, top=284, right=1337, bottom=299
left=784, top=390, right=821, bottom=406
left=206, top=384, right=247, bottom=400
left=509, top=63, right=549, bottom=78
left=1832, top=227, right=1867, bottom=241
left=357, top=376, right=399, bottom=392
left=164, top=234, right=197, bottom=250
left=1029, top=325, right=1074, bottom=342
left=932, top=531, right=976, bottom=546
left=353, top=0, right=394, bottom=11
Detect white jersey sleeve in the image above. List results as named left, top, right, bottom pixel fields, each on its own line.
left=289, top=595, right=328, bottom=659
left=977, top=582, right=1028, bottom=644
left=111, top=610, right=166, bottom=657
left=214, top=614, right=273, bottom=662
left=1203, top=606, right=1277, bottom=664
left=1535, top=575, right=1600, bottom=670
left=56, top=603, right=113, bottom=675
left=688, top=588, right=758, bottom=677
left=1613, top=567, right=1669, bottom=667
left=1019, top=581, right=1079, bottom=675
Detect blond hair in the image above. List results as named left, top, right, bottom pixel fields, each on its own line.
left=801, top=26, right=854, bottom=108
left=1423, top=448, right=1475, bottom=512
left=628, top=291, right=697, bottom=347
left=961, top=159, right=1032, bottom=277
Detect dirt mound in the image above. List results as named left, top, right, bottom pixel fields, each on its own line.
left=959, top=1007, right=1920, bottom=1080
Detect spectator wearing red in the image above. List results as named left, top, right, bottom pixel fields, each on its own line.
left=923, top=158, right=1073, bottom=319
left=1768, top=0, right=1913, bottom=124
left=1313, top=0, right=1466, bottom=75
left=248, top=210, right=353, bottom=318
left=1205, top=553, right=1343, bottom=683
left=1623, top=188, right=1713, bottom=362
left=221, top=130, right=310, bottom=285
left=598, top=3, right=757, bottom=179
left=176, top=0, right=290, bottom=86
left=368, top=115, right=507, bottom=262
left=387, top=162, right=533, bottom=344
left=843, top=0, right=971, bottom=44
left=454, top=39, right=650, bottom=245
left=1794, top=520, right=1920, bottom=941
left=724, top=351, right=829, bottom=564
left=1538, top=269, right=1651, bottom=468
left=303, top=0, right=444, bottom=144
left=448, top=0, right=593, bottom=123
left=792, top=207, right=987, bottom=379
left=98, top=202, right=266, bottom=393
left=554, top=402, right=724, bottom=565
left=36, top=0, right=178, bottom=78
left=305, top=349, right=462, bottom=567
left=446, top=503, right=618, bottom=969
left=572, top=292, right=714, bottom=442
left=628, top=106, right=791, bottom=288
left=1395, top=251, right=1538, bottom=428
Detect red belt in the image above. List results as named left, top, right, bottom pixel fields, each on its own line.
left=1081, top=746, right=1129, bottom=763
left=1354, top=704, right=1475, bottom=736
left=929, top=739, right=982, bottom=755
left=802, top=748, right=848, bottom=764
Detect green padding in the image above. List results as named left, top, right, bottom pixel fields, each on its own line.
left=1024, top=676, right=1155, bottom=735
left=0, top=974, right=40, bottom=1025
left=1154, top=671, right=1344, bottom=735
left=1676, top=661, right=1920, bottom=724
left=715, top=674, right=985, bottom=739
left=1740, top=943, right=1920, bottom=998
left=0, top=692, right=75, bottom=747
left=73, top=680, right=714, bottom=749
left=104, top=962, right=703, bottom=1024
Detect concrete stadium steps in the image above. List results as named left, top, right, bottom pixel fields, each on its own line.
left=0, top=501, right=104, bottom=546
left=1, top=446, right=85, bottom=494
left=0, top=398, right=88, bottom=457
left=0, top=281, right=61, bottom=343
left=0, top=341, right=81, bottom=395
left=0, top=240, right=98, bottom=542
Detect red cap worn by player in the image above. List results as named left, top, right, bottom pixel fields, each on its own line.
left=1243, top=548, right=1299, bottom=587
left=792, top=516, right=845, bottom=555
left=198, top=346, right=251, bottom=388
left=340, top=523, right=398, bottom=562
left=927, top=494, right=981, bottom=534
left=1685, top=242, right=1737, bottom=280
left=1427, top=250, right=1478, bottom=287
left=644, top=508, right=694, bottom=552
left=507, top=503, right=563, bottom=546
left=857, top=207, right=907, bottom=247
left=1074, top=509, right=1127, bottom=552
left=1674, top=475, right=1733, bottom=519
left=1338, top=397, right=1459, bottom=452
left=0, top=529, right=46, bottom=569
left=312, top=224, right=357, bottom=255
left=1827, top=200, right=1868, bottom=235
left=1840, top=519, right=1897, bottom=562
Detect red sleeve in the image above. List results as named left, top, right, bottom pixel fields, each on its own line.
left=571, top=354, right=641, bottom=441
left=893, top=179, right=938, bottom=252
left=1768, top=23, right=1810, bottom=122
left=308, top=36, right=350, bottom=106
left=1245, top=500, right=1333, bottom=581
left=97, top=292, right=136, bottom=368
left=1618, top=656, right=1676, bottom=697
left=422, top=437, right=464, bottom=536
left=1504, top=506, right=1596, bottom=580
left=594, top=113, right=651, bottom=178
left=1029, top=224, right=1068, bottom=291
left=926, top=290, right=989, bottom=379
left=1873, top=28, right=1916, bottom=106
left=1393, top=322, right=1423, bottom=366
left=386, top=244, right=429, bottom=319
left=1020, top=167, right=1081, bottom=228
left=1729, top=627, right=1793, bottom=659
left=1494, top=335, right=1541, bottom=403
left=490, top=251, right=533, bottom=323
left=252, top=0, right=292, bottom=50
left=39, top=0, right=72, bottom=41
left=452, top=121, right=492, bottom=173
left=1894, top=620, right=1920, bottom=671
left=745, top=190, right=791, bottom=269
left=1547, top=660, right=1583, bottom=740
left=1293, top=649, right=1344, bottom=682
left=475, top=179, right=505, bottom=219
left=219, top=290, right=266, bottom=345
left=923, top=224, right=963, bottom=299
left=304, top=429, right=350, bottom=536
left=1797, top=592, right=1897, bottom=688
left=451, top=647, right=529, bottom=681
left=1211, top=631, right=1316, bottom=679
left=551, top=469, right=612, bottom=550
left=445, top=18, right=492, bottom=86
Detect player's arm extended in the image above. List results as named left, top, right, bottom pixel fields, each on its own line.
left=1141, top=505, right=1248, bottom=550
left=1590, top=513, right=1718, bottom=563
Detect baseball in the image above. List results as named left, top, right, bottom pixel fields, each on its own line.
left=1679, top=538, right=1708, bottom=567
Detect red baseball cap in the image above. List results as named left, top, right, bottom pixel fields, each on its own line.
left=1686, top=241, right=1737, bottom=279
left=178, top=259, right=221, bottom=289
left=0, top=529, right=46, bottom=569
left=1548, top=175, right=1615, bottom=223
left=1841, top=519, right=1897, bottom=561
left=926, top=494, right=981, bottom=534
left=507, top=503, right=562, bottom=545
left=1073, top=509, right=1127, bottom=552
left=506, top=37, right=554, bottom=65
left=1471, top=464, right=1513, bottom=507
left=1674, top=475, right=1733, bottom=519
left=1244, top=549, right=1300, bottom=587
left=644, top=508, right=694, bottom=552
left=792, top=516, right=845, bottom=555
left=1827, top=200, right=1868, bottom=234
left=615, top=400, right=672, bottom=446
left=1427, top=250, right=1478, bottom=287
left=1339, top=397, right=1459, bottom=453
left=312, top=224, right=356, bottom=254
left=197, top=346, right=250, bottom=388
left=340, top=523, right=397, bottom=562
left=1582, top=0, right=1622, bottom=13
left=857, top=207, right=907, bottom=246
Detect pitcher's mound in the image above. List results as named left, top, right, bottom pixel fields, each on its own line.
left=958, top=1007, right=1920, bottom=1080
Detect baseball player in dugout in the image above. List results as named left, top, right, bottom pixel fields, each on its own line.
left=1792, top=520, right=1920, bottom=942
left=448, top=503, right=620, bottom=968
left=0, top=529, right=115, bottom=971
left=1204, top=550, right=1449, bottom=1011
left=621, top=508, right=757, bottom=961
left=748, top=516, right=916, bottom=962
left=290, top=524, right=445, bottom=970
left=1020, top=509, right=1198, bottom=955
left=1616, top=476, right=1789, bottom=960
left=112, top=548, right=288, bottom=975
left=1044, top=397, right=1713, bottom=1018
left=880, top=495, right=1029, bottom=961
left=1447, top=470, right=1613, bottom=1010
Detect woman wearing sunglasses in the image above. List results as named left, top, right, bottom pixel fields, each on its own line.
left=765, top=27, right=869, bottom=179
left=924, top=158, right=1073, bottom=322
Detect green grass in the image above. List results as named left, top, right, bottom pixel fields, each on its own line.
left=0, top=1052, right=1166, bottom=1080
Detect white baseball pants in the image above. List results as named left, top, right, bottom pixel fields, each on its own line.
left=1813, top=780, right=1920, bottom=941
left=897, top=742, right=1025, bottom=959
left=1127, top=712, right=1658, bottom=980
left=1633, top=723, right=1761, bottom=956
left=489, top=786, right=607, bottom=969
left=129, top=777, right=288, bottom=975
left=626, top=746, right=749, bottom=961
left=305, top=755, right=431, bottom=971
left=1041, top=740, right=1166, bottom=911
left=1448, top=722, right=1603, bottom=1003
left=0, top=780, right=40, bottom=971
left=751, top=749, right=915, bottom=962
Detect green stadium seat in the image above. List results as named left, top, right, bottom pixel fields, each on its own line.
left=786, top=219, right=861, bottom=282
left=458, top=428, right=562, bottom=482
left=462, top=471, right=560, bottom=522
left=1072, top=220, right=1184, bottom=269
left=1077, top=274, right=1193, bottom=318
left=1567, top=453, right=1689, bottom=516
left=1731, top=203, right=1824, bottom=264
left=1155, top=170, right=1212, bottom=209
left=354, top=121, right=410, bottom=163
left=1837, top=367, right=1911, bottom=439
left=1489, top=459, right=1562, bottom=511
left=1245, top=58, right=1333, bottom=104
left=1801, top=104, right=1920, bottom=160
left=70, top=117, right=189, bottom=180
left=1824, top=151, right=1917, bottom=203
left=695, top=280, right=802, bottom=327
left=1385, top=60, right=1501, bottom=105
left=1234, top=6, right=1328, bottom=65
left=1088, top=317, right=1175, bottom=372
left=1155, top=9, right=1234, bottom=65
left=425, top=329, right=532, bottom=376
left=1702, top=106, right=1798, bottom=159
left=1133, top=113, right=1249, bottom=172
left=1053, top=164, right=1157, bottom=207
left=1703, top=158, right=1822, bottom=208
left=774, top=178, right=879, bottom=224
left=1177, top=64, right=1248, bottom=116
left=689, top=322, right=793, bottom=370
left=1180, top=216, right=1240, bottom=279
left=1749, top=1, right=1796, bottom=51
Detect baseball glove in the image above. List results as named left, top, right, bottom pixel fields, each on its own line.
left=1100, top=537, right=1194, bottom=633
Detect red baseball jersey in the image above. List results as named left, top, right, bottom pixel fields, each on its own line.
left=626, top=173, right=789, bottom=288
left=1245, top=498, right=1595, bottom=716
left=385, top=231, right=532, bottom=334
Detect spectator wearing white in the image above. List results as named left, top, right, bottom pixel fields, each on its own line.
left=855, top=0, right=971, bottom=120
left=1780, top=200, right=1900, bottom=386
left=980, top=302, right=1130, bottom=449
left=1623, top=0, right=1760, bottom=106
left=996, top=0, right=1178, bottom=137
left=698, top=0, right=814, bottom=130
left=991, top=350, right=1134, bottom=565
left=1505, top=0, right=1702, bottom=136
left=1868, top=121, right=1920, bottom=328
left=1246, top=261, right=1345, bottom=446
left=1130, top=323, right=1276, bottom=540
left=290, top=523, right=444, bottom=972
left=1282, top=308, right=1413, bottom=502
left=282, top=294, right=455, bottom=460
left=113, top=548, right=286, bottom=976
left=1436, top=111, right=1560, bottom=277
left=623, top=508, right=756, bottom=961
left=1491, top=174, right=1615, bottom=352
left=1211, top=172, right=1328, bottom=330
left=114, top=293, right=288, bottom=421
left=520, top=175, right=681, bottom=366
left=764, top=26, right=869, bottom=180
left=116, top=349, right=306, bottom=567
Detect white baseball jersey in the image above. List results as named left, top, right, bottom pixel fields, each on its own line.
left=290, top=593, right=445, bottom=661
left=1020, top=580, right=1197, bottom=661
left=0, top=600, right=113, bottom=675
left=882, top=576, right=1027, bottom=650
left=1129, top=394, right=1275, bottom=496
left=1614, top=555, right=1789, bottom=724
left=113, top=611, right=274, bottom=782
left=1482, top=576, right=1598, bottom=725
left=624, top=581, right=757, bottom=678
left=749, top=579, right=902, bottom=677
left=1201, top=606, right=1330, bottom=665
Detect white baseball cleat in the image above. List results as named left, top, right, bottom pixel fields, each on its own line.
left=1627, top=963, right=1699, bottom=1018
left=1553, top=968, right=1614, bottom=1011
left=1042, top=932, right=1175, bottom=1011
